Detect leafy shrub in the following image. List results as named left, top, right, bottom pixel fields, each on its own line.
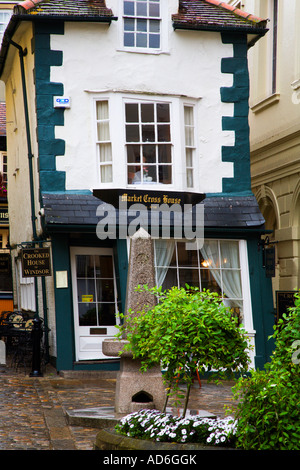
left=232, top=291, right=300, bottom=450
left=115, top=409, right=237, bottom=447
left=118, top=286, right=251, bottom=413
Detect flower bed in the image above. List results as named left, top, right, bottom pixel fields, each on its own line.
left=114, top=409, right=237, bottom=448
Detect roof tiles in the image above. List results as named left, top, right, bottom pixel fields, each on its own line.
left=172, top=0, right=268, bottom=31
left=15, top=0, right=114, bottom=18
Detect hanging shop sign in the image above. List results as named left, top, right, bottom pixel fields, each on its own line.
left=0, top=206, right=9, bottom=225
left=93, top=188, right=205, bottom=209
left=265, top=247, right=276, bottom=278
left=22, top=247, right=51, bottom=277
left=276, top=291, right=295, bottom=322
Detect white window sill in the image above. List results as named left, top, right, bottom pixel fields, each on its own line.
left=116, top=47, right=170, bottom=55
left=250, top=93, right=280, bottom=114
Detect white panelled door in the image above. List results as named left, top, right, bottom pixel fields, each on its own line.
left=71, top=247, right=119, bottom=361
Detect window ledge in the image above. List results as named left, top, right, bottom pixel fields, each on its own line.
left=250, top=93, right=280, bottom=114
left=116, top=47, right=170, bottom=55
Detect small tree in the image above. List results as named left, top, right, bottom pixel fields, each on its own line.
left=117, top=286, right=251, bottom=416
left=231, top=291, right=300, bottom=450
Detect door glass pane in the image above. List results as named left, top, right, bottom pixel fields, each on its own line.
left=98, top=304, right=116, bottom=326
left=96, top=279, right=115, bottom=302
left=79, top=303, right=97, bottom=326
left=95, top=255, right=114, bottom=278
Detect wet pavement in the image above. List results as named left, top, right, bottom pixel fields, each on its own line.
left=0, top=359, right=238, bottom=451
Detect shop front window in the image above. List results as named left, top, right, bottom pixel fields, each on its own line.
left=154, top=239, right=244, bottom=323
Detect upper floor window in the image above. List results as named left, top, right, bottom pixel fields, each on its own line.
left=125, top=101, right=172, bottom=185
left=123, top=0, right=161, bottom=50
left=94, top=93, right=198, bottom=191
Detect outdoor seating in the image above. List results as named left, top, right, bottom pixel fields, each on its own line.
left=0, top=310, right=47, bottom=374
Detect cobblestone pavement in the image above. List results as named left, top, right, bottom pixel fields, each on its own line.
left=0, top=360, right=238, bottom=451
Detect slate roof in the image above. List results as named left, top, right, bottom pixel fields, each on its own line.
left=41, top=193, right=265, bottom=231
left=14, top=0, right=115, bottom=18
left=172, top=0, right=268, bottom=33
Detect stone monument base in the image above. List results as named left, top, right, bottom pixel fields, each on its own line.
left=102, top=338, right=166, bottom=415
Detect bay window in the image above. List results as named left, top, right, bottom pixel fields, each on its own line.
left=94, top=93, right=198, bottom=191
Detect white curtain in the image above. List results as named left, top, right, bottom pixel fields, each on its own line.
left=200, top=240, right=243, bottom=310
left=154, top=240, right=175, bottom=287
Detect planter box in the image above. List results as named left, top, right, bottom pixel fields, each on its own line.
left=94, top=428, right=235, bottom=451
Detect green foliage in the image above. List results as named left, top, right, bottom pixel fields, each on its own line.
left=117, top=286, right=250, bottom=408
left=232, top=291, right=300, bottom=450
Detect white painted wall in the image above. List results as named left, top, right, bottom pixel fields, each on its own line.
left=51, top=0, right=235, bottom=194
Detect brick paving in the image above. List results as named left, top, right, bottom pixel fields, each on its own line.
left=0, top=360, right=238, bottom=451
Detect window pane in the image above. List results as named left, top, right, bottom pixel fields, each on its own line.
left=158, top=145, right=171, bottom=163
left=95, top=255, right=114, bottom=278
left=184, top=106, right=194, bottom=126
left=126, top=103, right=139, bottom=122
left=99, top=143, right=112, bottom=162
left=142, top=124, right=155, bottom=142
left=141, top=103, right=154, bottom=122
left=179, top=269, right=200, bottom=289
left=177, top=242, right=198, bottom=266
left=187, top=169, right=193, bottom=188
left=149, top=34, right=160, bottom=48
left=101, top=165, right=112, bottom=183
left=128, top=165, right=140, bottom=183
left=185, top=127, right=194, bottom=146
left=220, top=241, right=240, bottom=268
left=124, top=18, right=135, bottom=31
left=124, top=32, right=135, bottom=47
left=149, top=19, right=160, bottom=32
left=158, top=124, right=170, bottom=142
left=96, top=101, right=109, bottom=120
left=126, top=124, right=140, bottom=142
left=159, top=165, right=172, bottom=184
left=79, top=303, right=97, bottom=326
left=149, top=2, right=160, bottom=17
left=186, top=148, right=193, bottom=167
left=157, top=103, right=170, bottom=122
left=77, top=255, right=94, bottom=277
left=137, top=19, right=147, bottom=32
left=77, top=279, right=95, bottom=300
left=127, top=144, right=141, bottom=163
left=96, top=279, right=115, bottom=302
left=97, top=122, right=110, bottom=141
left=124, top=1, right=134, bottom=15
left=136, top=33, right=147, bottom=47
left=98, top=303, right=116, bottom=326
left=142, top=143, right=155, bottom=159
left=136, top=2, right=147, bottom=16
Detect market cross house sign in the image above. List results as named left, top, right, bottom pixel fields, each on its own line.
left=21, top=247, right=51, bottom=277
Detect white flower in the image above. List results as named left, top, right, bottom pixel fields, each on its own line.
left=181, top=429, right=187, bottom=435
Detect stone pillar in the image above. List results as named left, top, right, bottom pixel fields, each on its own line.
left=103, top=228, right=166, bottom=415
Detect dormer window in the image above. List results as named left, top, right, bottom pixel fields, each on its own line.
left=123, top=0, right=161, bottom=50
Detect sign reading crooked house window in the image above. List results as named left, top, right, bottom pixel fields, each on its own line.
left=22, top=247, right=51, bottom=277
